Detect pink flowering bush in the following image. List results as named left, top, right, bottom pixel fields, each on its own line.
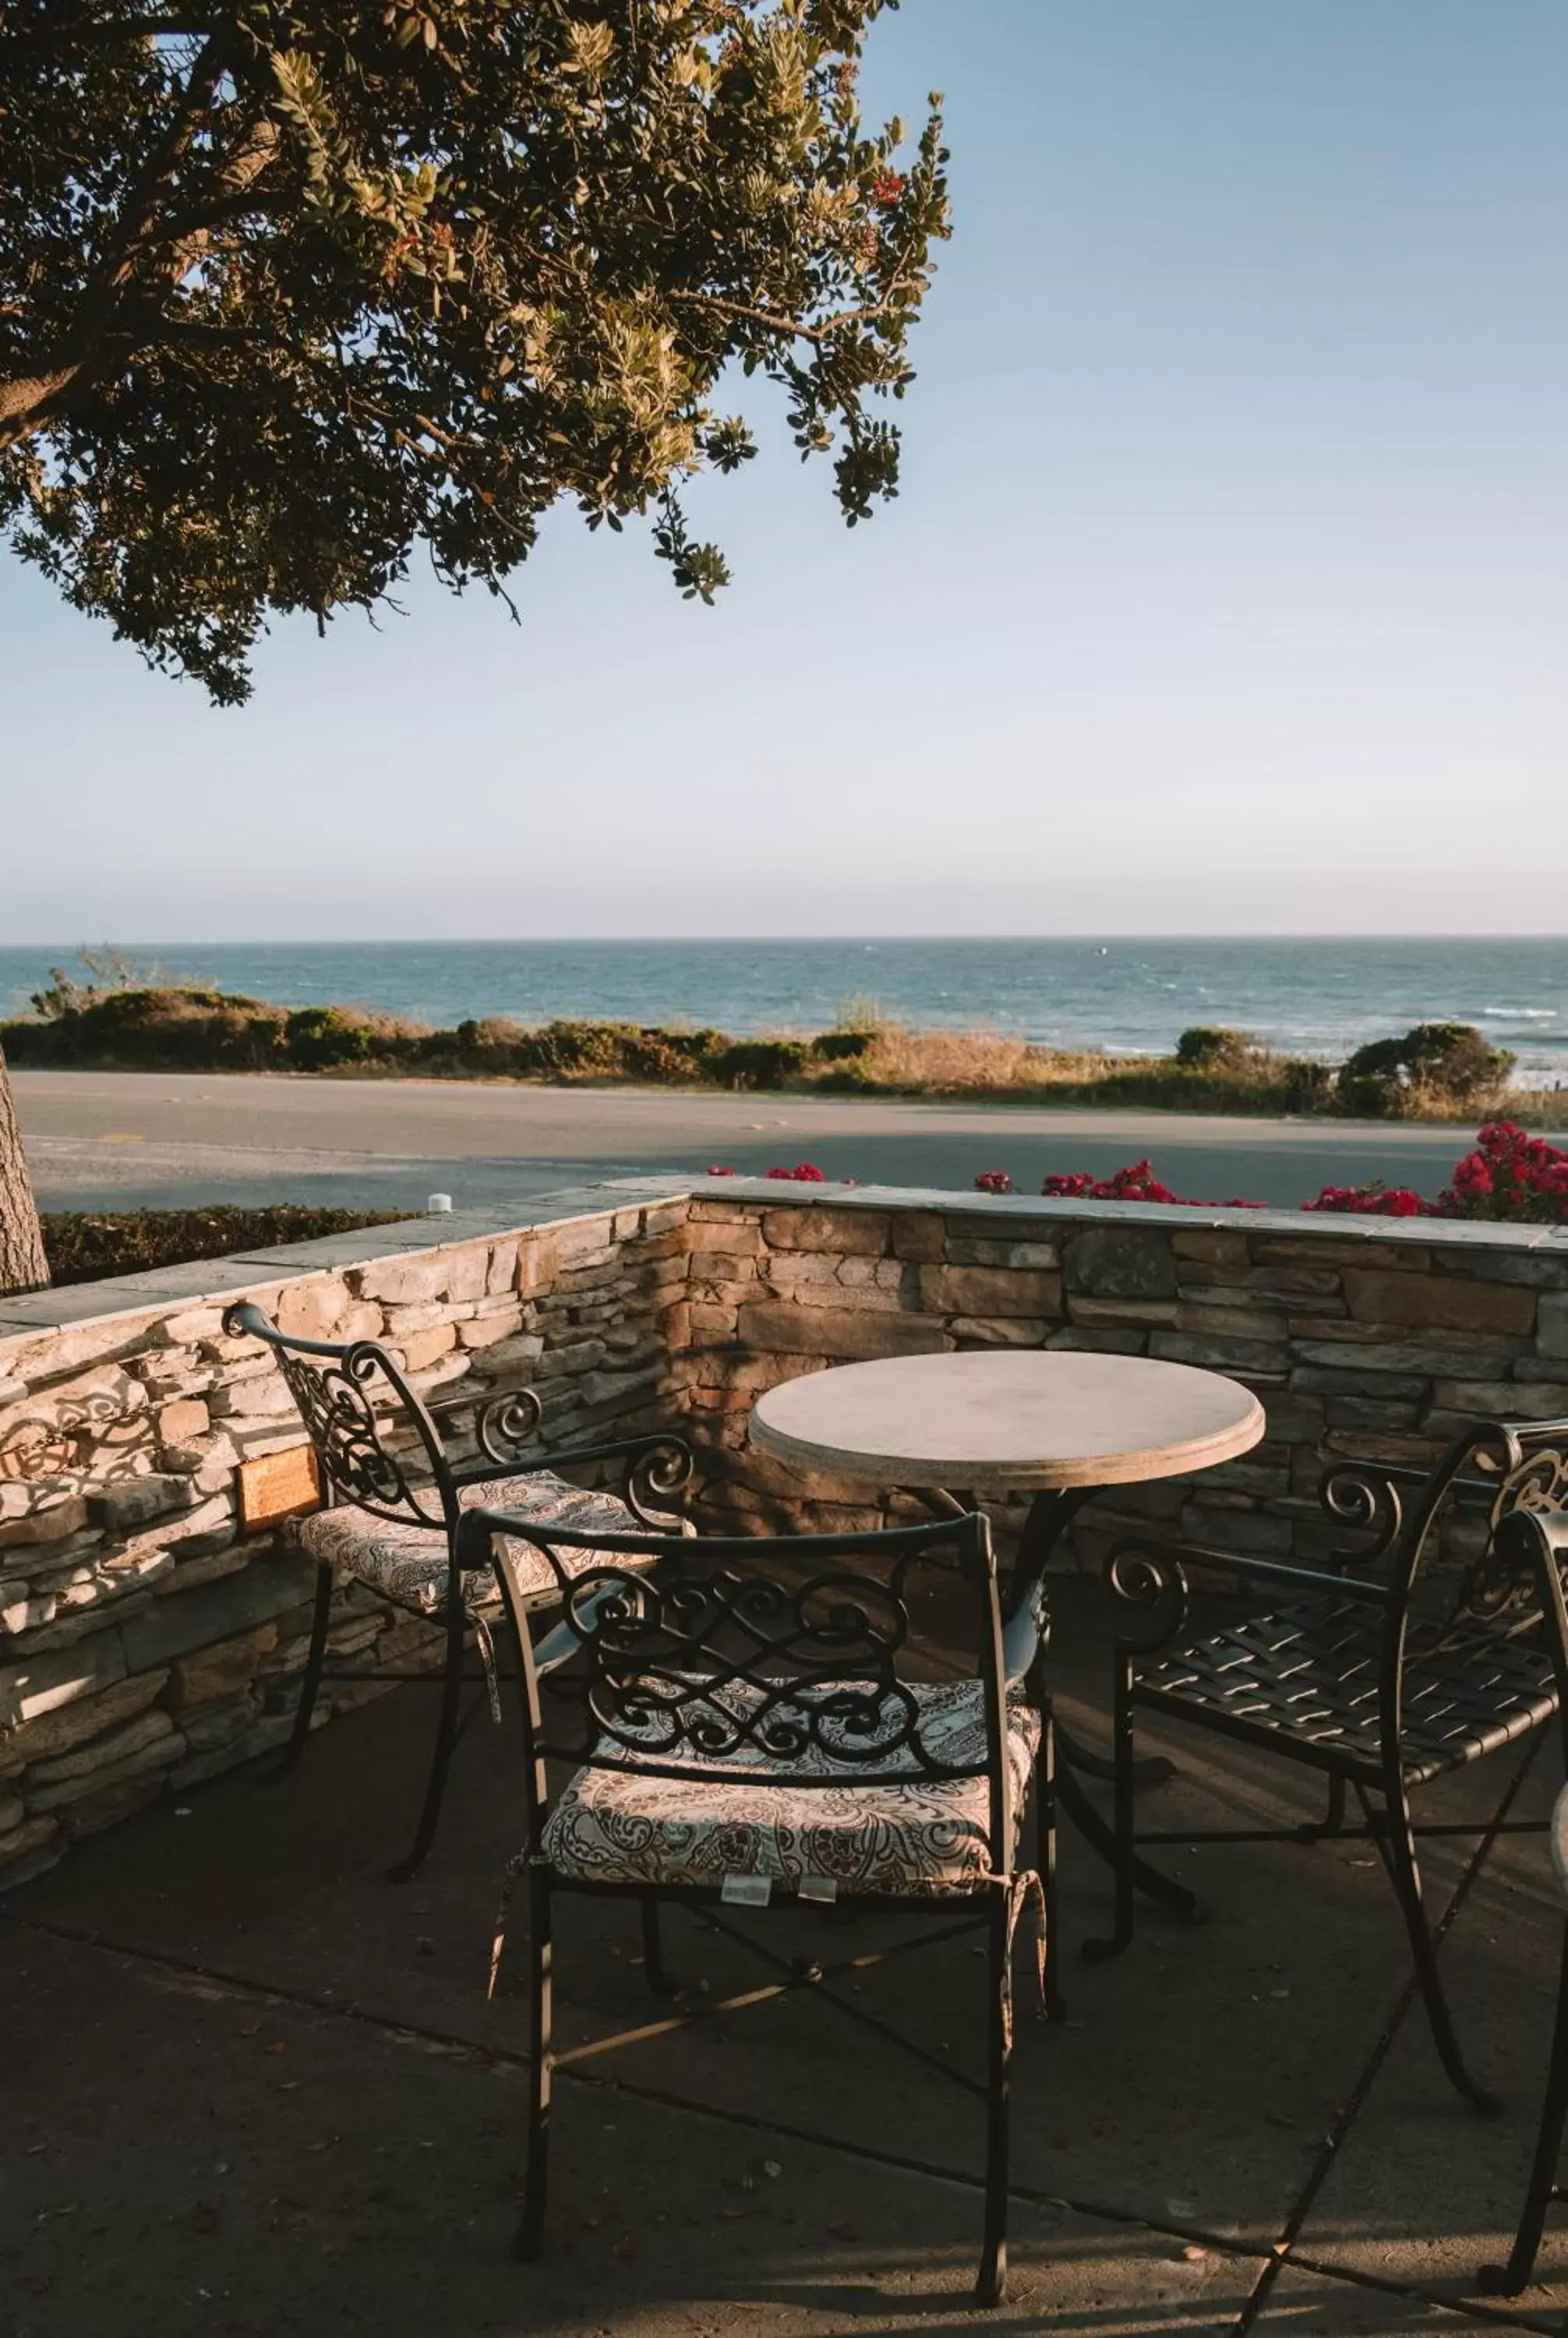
left=1040, top=1160, right=1264, bottom=1210
left=1302, top=1181, right=1432, bottom=1217
left=1439, top=1121, right=1568, bottom=1223
left=712, top=1123, right=1568, bottom=1222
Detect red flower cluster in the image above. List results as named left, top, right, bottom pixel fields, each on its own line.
left=1302, top=1182, right=1432, bottom=1217
left=1040, top=1160, right=1264, bottom=1210
left=1439, top=1120, right=1568, bottom=1222
left=711, top=1123, right=1568, bottom=1222
left=867, top=168, right=907, bottom=206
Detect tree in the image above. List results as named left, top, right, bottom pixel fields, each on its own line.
left=0, top=1, right=948, bottom=698
left=0, top=1049, right=48, bottom=1294
left=0, top=0, right=950, bottom=1291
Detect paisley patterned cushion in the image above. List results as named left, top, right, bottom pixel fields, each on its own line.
left=540, top=1678, right=1041, bottom=1898
left=293, top=1471, right=646, bottom=1617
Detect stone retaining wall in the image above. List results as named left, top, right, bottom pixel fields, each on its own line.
left=0, top=1185, right=689, bottom=1886
left=678, top=1185, right=1568, bottom=1570
left=5, top=1171, right=1566, bottom=1883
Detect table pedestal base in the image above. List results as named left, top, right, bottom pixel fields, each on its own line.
left=927, top=1482, right=1204, bottom=1945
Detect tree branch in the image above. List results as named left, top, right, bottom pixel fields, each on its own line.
left=667, top=285, right=912, bottom=346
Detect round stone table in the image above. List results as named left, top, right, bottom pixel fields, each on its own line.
left=750, top=1348, right=1266, bottom=1930
left=750, top=1349, right=1265, bottom=1495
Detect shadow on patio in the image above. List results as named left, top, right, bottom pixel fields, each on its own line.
left=3, top=1580, right=1566, bottom=2338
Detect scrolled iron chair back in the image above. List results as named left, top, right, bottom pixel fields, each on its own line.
left=1313, top=1419, right=1568, bottom=1636
left=461, top=1506, right=1012, bottom=1854
left=1333, top=1416, right=1568, bottom=1777
left=224, top=1298, right=469, bottom=1530
left=1390, top=1420, right=1568, bottom=1640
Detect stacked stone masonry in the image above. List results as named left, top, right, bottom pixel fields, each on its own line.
left=5, top=1173, right=1568, bottom=1884
left=676, top=1187, right=1568, bottom=1570
left=0, top=1190, right=690, bottom=1888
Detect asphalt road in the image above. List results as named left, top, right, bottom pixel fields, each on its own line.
left=11, top=1069, right=1478, bottom=1215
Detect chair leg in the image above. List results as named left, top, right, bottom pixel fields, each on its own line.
left=1296, top=1771, right=1347, bottom=1843
left=268, top=1562, right=332, bottom=1781
left=513, top=1865, right=554, bottom=2262
left=975, top=1893, right=1013, bottom=2308
left=387, top=1591, right=468, bottom=1884
left=1082, top=1648, right=1138, bottom=1962
left=1381, top=1781, right=1502, bottom=2117
left=1037, top=1708, right=1065, bottom=2021
left=1479, top=1924, right=1568, bottom=2294
left=640, top=1894, right=676, bottom=1997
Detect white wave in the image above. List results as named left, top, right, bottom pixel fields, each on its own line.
left=1480, top=1006, right=1558, bottom=1020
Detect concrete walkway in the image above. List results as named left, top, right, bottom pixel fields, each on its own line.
left=13, top=1069, right=1481, bottom=1214
left=2, top=1583, right=1565, bottom=2337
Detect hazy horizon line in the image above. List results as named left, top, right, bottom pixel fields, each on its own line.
left=3, top=934, right=1566, bottom=952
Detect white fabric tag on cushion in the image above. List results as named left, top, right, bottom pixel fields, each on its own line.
left=720, top=1874, right=772, bottom=1907
left=798, top=1875, right=839, bottom=1904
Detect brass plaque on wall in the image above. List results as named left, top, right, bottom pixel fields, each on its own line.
left=237, top=1444, right=322, bottom=1533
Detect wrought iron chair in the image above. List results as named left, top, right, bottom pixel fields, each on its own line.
left=1091, top=1418, right=1568, bottom=2115
left=222, top=1298, right=692, bottom=1880
left=468, top=1503, right=1055, bottom=2308
left=1480, top=1519, right=1568, bottom=2297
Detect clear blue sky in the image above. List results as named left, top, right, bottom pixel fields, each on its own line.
left=3, top=2, right=1563, bottom=942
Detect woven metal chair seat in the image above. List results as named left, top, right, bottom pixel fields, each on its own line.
left=1138, top=1595, right=1559, bottom=1785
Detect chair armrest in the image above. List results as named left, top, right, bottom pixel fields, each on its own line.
left=1151, top=1540, right=1391, bottom=1606
left=1102, top=1534, right=1389, bottom=1663
left=450, top=1430, right=695, bottom=1530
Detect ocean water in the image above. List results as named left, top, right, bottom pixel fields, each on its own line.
left=1, top=938, right=1565, bottom=1080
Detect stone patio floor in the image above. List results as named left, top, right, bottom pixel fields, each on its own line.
left=4, top=1580, right=1568, bottom=2338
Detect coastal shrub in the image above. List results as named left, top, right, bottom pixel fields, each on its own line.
left=711, top=1039, right=809, bottom=1090
left=810, top=1029, right=875, bottom=1063
left=451, top=1015, right=534, bottom=1070
left=1278, top=1058, right=1336, bottom=1114
left=1174, top=1026, right=1255, bottom=1072
left=0, top=980, right=1547, bottom=1128
left=765, top=1163, right=826, bottom=1181
left=623, top=1028, right=723, bottom=1082
left=514, top=1020, right=644, bottom=1077
left=30, top=948, right=176, bottom=1019
left=1337, top=1023, right=1514, bottom=1118
left=1, top=987, right=288, bottom=1068
left=503, top=1019, right=708, bottom=1082
left=284, top=1005, right=380, bottom=1069
left=974, top=1171, right=1013, bottom=1194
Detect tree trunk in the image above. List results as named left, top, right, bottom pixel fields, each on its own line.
left=0, top=1044, right=48, bottom=1295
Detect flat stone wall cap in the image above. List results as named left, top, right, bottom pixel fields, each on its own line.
left=0, top=1284, right=196, bottom=1333
left=2, top=1180, right=697, bottom=1327
left=750, top=1348, right=1265, bottom=1492
left=700, top=1181, right=1567, bottom=1256
left=94, top=1259, right=293, bottom=1301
